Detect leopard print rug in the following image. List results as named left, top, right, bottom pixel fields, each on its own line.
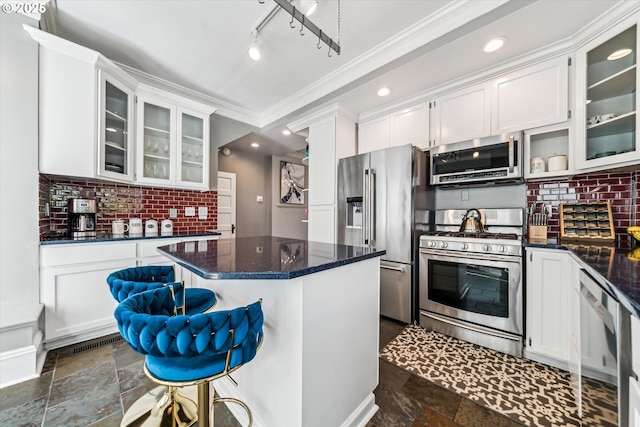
left=379, top=325, right=617, bottom=426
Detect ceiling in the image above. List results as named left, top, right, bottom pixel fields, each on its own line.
left=43, top=0, right=623, bottom=155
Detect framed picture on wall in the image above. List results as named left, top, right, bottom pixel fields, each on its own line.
left=279, top=161, right=306, bottom=205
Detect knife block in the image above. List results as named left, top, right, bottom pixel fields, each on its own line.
left=528, top=223, right=548, bottom=243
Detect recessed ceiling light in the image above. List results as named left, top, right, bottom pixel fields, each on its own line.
left=282, top=129, right=292, bottom=136
left=377, top=87, right=391, bottom=97
left=483, top=36, right=508, bottom=53
left=607, top=48, right=632, bottom=61
left=251, top=142, right=260, bottom=148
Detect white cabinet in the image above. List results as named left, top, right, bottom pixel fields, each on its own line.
left=575, top=17, right=639, bottom=171
left=493, top=56, right=569, bottom=134
left=358, top=102, right=429, bottom=153
left=390, top=103, right=429, bottom=150
left=39, top=236, right=220, bottom=348
left=31, top=27, right=138, bottom=181
left=525, top=248, right=572, bottom=367
left=430, top=82, right=491, bottom=146
left=40, top=242, right=137, bottom=349
left=358, top=116, right=389, bottom=154
left=136, top=88, right=212, bottom=190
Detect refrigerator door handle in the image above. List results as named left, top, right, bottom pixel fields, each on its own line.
left=363, top=169, right=369, bottom=245
left=369, top=169, right=376, bottom=243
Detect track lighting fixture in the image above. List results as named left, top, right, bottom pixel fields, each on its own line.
left=247, top=29, right=262, bottom=62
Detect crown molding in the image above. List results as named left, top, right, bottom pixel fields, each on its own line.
left=116, top=62, right=260, bottom=127
left=259, top=0, right=509, bottom=127
left=358, top=1, right=640, bottom=124
left=23, top=25, right=100, bottom=64
left=286, top=103, right=357, bottom=133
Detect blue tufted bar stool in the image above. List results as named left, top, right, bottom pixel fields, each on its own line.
left=107, top=266, right=218, bottom=426
left=115, top=286, right=264, bottom=427
left=107, top=265, right=217, bottom=315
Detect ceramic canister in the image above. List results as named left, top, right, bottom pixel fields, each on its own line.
left=530, top=157, right=546, bottom=173
left=145, top=218, right=158, bottom=235
left=547, top=154, right=568, bottom=172
left=129, top=218, right=143, bottom=235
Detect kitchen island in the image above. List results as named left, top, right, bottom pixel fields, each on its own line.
left=157, top=236, right=386, bottom=427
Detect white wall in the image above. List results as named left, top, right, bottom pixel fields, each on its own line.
left=271, top=155, right=307, bottom=239
left=0, top=11, right=45, bottom=387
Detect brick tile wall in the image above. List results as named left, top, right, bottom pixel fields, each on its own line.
left=40, top=175, right=217, bottom=239
left=526, top=170, right=638, bottom=247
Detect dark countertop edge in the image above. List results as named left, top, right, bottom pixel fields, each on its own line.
left=159, top=247, right=386, bottom=280
left=524, top=240, right=640, bottom=317
left=40, top=231, right=222, bottom=245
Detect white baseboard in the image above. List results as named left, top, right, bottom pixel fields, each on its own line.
left=0, top=330, right=46, bottom=388
left=341, top=393, right=378, bottom=427
left=212, top=378, right=378, bottom=427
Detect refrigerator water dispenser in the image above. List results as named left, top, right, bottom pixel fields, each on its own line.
left=346, top=197, right=363, bottom=228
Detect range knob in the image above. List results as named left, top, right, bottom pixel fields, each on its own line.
left=460, top=242, right=469, bottom=250
left=498, top=245, right=507, bottom=253
left=440, top=241, right=448, bottom=249
left=428, top=240, right=437, bottom=248
left=483, top=244, right=492, bottom=252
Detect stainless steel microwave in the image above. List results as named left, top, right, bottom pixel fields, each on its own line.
left=430, top=132, right=523, bottom=186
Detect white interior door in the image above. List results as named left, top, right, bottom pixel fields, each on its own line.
left=217, top=171, right=236, bottom=238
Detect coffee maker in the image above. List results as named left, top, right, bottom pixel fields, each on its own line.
left=68, top=198, right=97, bottom=238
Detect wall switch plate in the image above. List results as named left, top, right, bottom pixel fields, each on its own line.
left=169, top=208, right=177, bottom=218
left=185, top=207, right=195, bottom=216
left=461, top=189, right=469, bottom=201
left=257, top=195, right=264, bottom=203
left=198, top=206, right=208, bottom=219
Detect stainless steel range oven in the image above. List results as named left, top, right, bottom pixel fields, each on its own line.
left=418, top=208, right=524, bottom=357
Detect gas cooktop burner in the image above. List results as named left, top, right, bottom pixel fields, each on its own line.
left=423, top=231, right=520, bottom=240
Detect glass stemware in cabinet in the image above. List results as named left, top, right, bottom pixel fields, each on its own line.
left=180, top=113, right=205, bottom=184
left=584, top=24, right=637, bottom=162
left=142, top=102, right=172, bottom=181
left=103, top=81, right=129, bottom=175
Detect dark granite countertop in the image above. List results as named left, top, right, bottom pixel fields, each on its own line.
left=524, top=239, right=640, bottom=316
left=157, top=235, right=386, bottom=280
left=40, top=231, right=221, bottom=245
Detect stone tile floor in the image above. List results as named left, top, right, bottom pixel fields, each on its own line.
left=0, top=317, right=523, bottom=426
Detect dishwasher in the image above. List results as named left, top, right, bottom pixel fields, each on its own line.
left=578, top=268, right=631, bottom=427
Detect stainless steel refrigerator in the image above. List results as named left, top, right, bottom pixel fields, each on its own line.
left=337, top=144, right=433, bottom=323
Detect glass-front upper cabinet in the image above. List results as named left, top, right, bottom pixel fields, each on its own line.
left=177, top=109, right=209, bottom=189
left=98, top=70, right=135, bottom=181
left=136, top=98, right=176, bottom=186
left=575, top=19, right=639, bottom=170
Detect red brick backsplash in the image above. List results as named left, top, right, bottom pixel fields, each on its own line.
left=526, top=170, right=638, bottom=247
left=40, top=174, right=217, bottom=239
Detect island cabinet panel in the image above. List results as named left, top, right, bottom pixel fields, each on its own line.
left=40, top=242, right=137, bottom=349
left=492, top=56, right=569, bottom=135
left=525, top=248, right=572, bottom=368
left=194, top=257, right=380, bottom=427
